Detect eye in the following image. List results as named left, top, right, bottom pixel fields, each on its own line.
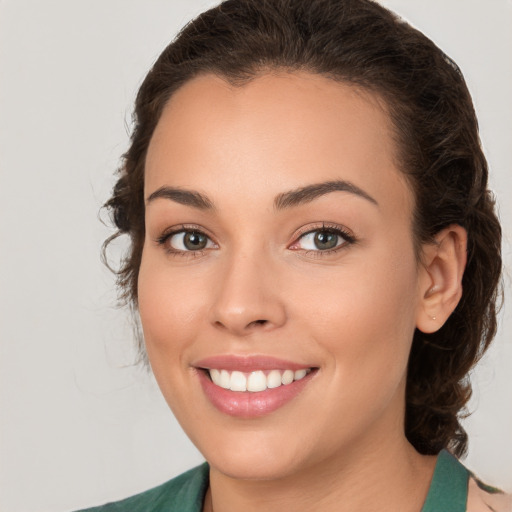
left=169, top=231, right=214, bottom=251
left=157, top=228, right=216, bottom=254
left=299, top=230, right=341, bottom=250
left=290, top=225, right=355, bottom=253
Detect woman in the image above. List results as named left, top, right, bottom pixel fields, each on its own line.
left=80, top=0, right=507, bottom=510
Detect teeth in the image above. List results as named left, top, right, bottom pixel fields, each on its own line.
left=267, top=370, right=282, bottom=389
left=230, top=371, right=247, bottom=391
left=208, top=368, right=311, bottom=392
left=219, top=370, right=230, bottom=389
left=294, top=369, right=307, bottom=380
left=210, top=368, right=221, bottom=385
left=281, top=369, right=294, bottom=385
left=247, top=371, right=267, bottom=392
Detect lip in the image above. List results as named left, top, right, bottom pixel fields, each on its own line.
left=194, top=354, right=312, bottom=372
left=194, top=355, right=317, bottom=418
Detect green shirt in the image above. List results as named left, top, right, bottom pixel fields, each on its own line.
left=76, top=450, right=470, bottom=511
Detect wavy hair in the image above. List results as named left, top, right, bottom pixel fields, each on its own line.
left=103, top=0, right=502, bottom=457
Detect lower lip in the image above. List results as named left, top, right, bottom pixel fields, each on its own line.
left=197, top=370, right=315, bottom=418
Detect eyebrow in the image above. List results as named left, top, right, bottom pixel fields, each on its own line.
left=274, top=180, right=378, bottom=210
left=145, top=179, right=378, bottom=211
left=146, top=186, right=214, bottom=210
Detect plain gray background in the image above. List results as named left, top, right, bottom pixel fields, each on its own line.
left=0, top=1, right=511, bottom=511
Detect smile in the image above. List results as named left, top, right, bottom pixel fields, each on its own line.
left=194, top=356, right=317, bottom=418
left=207, top=368, right=312, bottom=392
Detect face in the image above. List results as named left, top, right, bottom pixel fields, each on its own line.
left=139, top=72, right=426, bottom=480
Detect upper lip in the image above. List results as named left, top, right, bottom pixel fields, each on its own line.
left=193, top=355, right=315, bottom=372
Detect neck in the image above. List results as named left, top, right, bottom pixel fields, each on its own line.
left=205, top=434, right=436, bottom=512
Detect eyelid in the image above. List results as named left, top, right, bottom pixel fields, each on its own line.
left=291, top=222, right=355, bottom=239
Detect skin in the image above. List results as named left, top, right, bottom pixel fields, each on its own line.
left=138, top=72, right=467, bottom=512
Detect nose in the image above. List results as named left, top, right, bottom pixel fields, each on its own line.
left=209, top=250, right=287, bottom=336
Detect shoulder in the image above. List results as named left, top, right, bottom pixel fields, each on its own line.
left=74, top=463, right=209, bottom=512
left=422, top=450, right=511, bottom=512
left=467, top=476, right=512, bottom=512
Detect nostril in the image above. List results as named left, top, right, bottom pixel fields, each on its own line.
left=213, top=319, right=267, bottom=328
left=250, top=319, right=268, bottom=327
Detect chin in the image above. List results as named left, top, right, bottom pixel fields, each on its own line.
left=209, top=451, right=303, bottom=481
left=192, top=425, right=311, bottom=481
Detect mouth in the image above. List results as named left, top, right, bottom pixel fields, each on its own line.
left=194, top=356, right=318, bottom=418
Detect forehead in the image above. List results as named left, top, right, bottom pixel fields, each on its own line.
left=145, top=71, right=413, bottom=216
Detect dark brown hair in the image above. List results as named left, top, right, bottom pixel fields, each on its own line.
left=104, top=0, right=502, bottom=457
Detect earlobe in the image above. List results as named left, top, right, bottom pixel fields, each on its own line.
left=416, top=225, right=468, bottom=333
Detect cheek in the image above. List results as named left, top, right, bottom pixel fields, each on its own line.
left=137, top=250, right=207, bottom=360
left=290, top=247, right=419, bottom=376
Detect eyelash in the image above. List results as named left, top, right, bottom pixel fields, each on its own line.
left=155, top=223, right=356, bottom=258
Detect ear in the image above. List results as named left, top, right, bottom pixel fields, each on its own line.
left=416, top=224, right=467, bottom=333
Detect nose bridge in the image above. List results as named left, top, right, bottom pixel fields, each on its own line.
left=210, top=242, right=286, bottom=335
